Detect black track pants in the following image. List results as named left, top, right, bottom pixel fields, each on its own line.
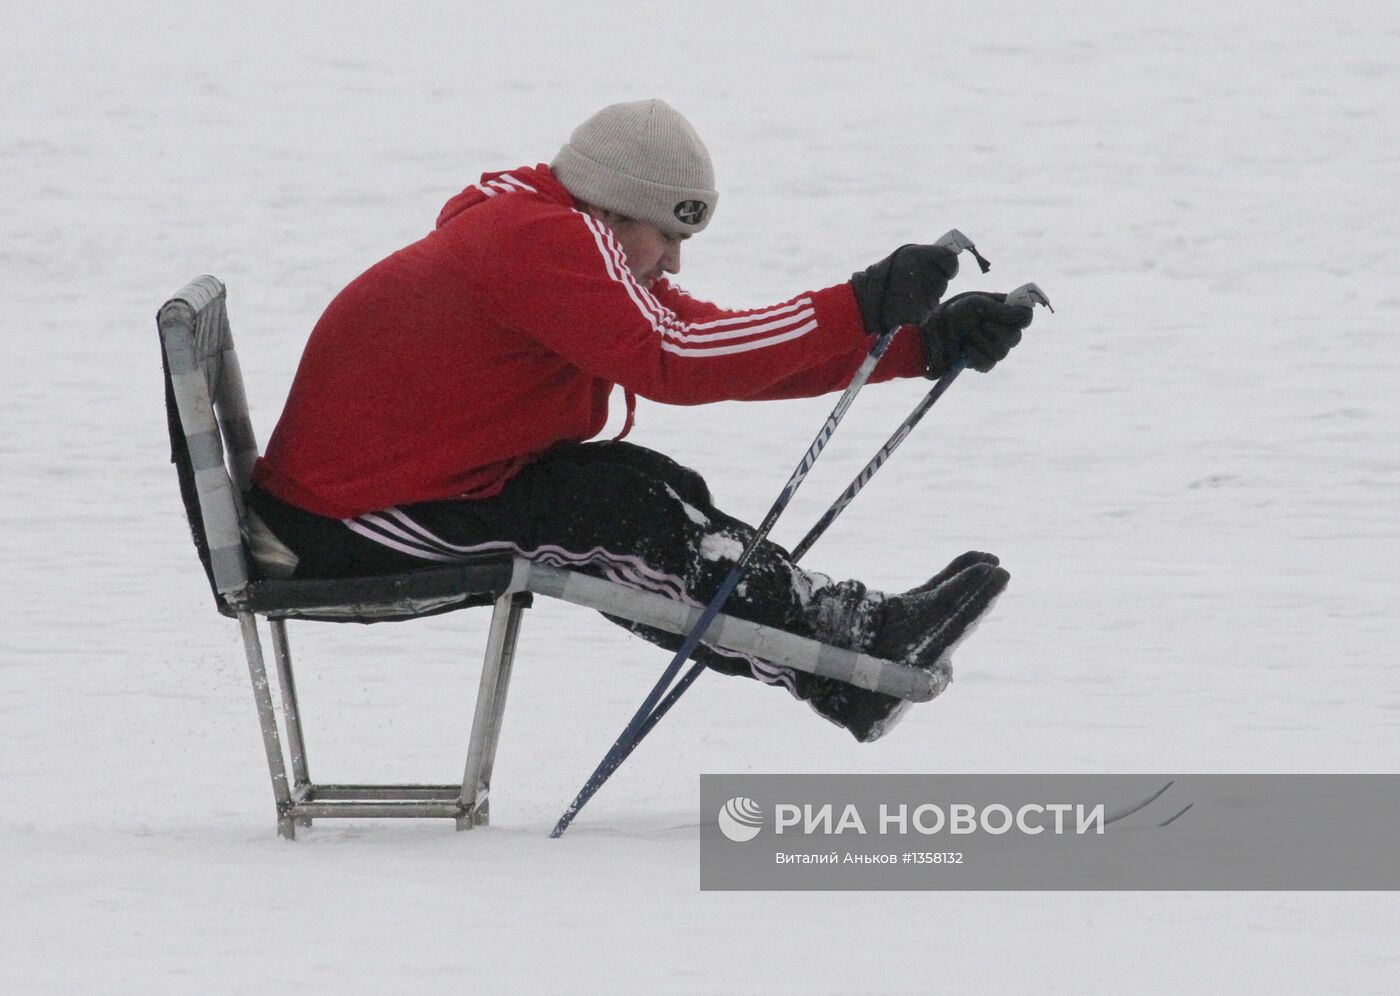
left=248, top=441, right=847, bottom=700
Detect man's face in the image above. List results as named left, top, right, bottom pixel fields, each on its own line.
left=592, top=209, right=688, bottom=289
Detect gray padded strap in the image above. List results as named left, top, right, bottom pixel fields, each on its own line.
left=214, top=345, right=258, bottom=496
left=160, top=276, right=252, bottom=595
left=518, top=559, right=944, bottom=702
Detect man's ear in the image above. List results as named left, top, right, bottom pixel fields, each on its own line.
left=580, top=203, right=617, bottom=224
left=596, top=208, right=633, bottom=229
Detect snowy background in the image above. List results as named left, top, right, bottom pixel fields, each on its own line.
left=4, top=0, right=1398, bottom=991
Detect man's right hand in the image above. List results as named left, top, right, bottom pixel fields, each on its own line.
left=921, top=291, right=1034, bottom=376
left=850, top=243, right=960, bottom=336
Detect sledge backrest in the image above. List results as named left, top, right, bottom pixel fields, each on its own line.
left=158, top=275, right=259, bottom=609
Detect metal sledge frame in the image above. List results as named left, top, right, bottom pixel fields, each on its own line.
left=234, top=589, right=531, bottom=837
left=159, top=275, right=944, bottom=838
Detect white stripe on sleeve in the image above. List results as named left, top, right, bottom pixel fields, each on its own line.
left=576, top=211, right=822, bottom=356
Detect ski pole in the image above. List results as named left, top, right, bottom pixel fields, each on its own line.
left=551, top=326, right=895, bottom=837
left=581, top=286, right=1051, bottom=785
left=550, top=231, right=988, bottom=838
left=792, top=282, right=1053, bottom=560
left=594, top=286, right=1053, bottom=800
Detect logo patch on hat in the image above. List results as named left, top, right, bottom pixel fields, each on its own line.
left=673, top=200, right=709, bottom=226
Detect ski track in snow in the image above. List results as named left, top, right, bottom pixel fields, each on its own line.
left=3, top=1, right=1399, bottom=992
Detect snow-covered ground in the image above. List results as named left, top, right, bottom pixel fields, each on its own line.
left=4, top=1, right=1398, bottom=991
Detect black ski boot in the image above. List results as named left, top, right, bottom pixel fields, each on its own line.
left=804, top=561, right=1010, bottom=742
left=871, top=562, right=1010, bottom=669
left=905, top=550, right=1000, bottom=597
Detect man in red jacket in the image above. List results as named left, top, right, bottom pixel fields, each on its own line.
left=248, top=99, right=1034, bottom=742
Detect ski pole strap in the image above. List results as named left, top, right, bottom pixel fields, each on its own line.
left=934, top=228, right=992, bottom=274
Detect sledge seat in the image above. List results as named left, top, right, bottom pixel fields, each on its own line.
left=241, top=561, right=516, bottom=622
left=158, top=275, right=945, bottom=839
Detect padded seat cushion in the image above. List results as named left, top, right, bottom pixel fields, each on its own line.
left=238, top=557, right=519, bottom=624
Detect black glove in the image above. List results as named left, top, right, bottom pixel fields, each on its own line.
left=850, top=243, right=960, bottom=336
left=922, top=291, right=1033, bottom=376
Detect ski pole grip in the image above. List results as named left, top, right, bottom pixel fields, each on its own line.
left=935, top=228, right=992, bottom=273
left=1005, top=281, right=1054, bottom=312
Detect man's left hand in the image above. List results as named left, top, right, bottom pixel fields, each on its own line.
left=921, top=291, right=1033, bottom=377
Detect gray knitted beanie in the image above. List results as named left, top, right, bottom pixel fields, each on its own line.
left=552, top=99, right=717, bottom=236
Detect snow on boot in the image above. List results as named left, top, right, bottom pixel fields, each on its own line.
left=808, top=563, right=1009, bottom=743
left=804, top=578, right=881, bottom=652
left=802, top=577, right=908, bottom=741
left=804, top=553, right=1001, bottom=651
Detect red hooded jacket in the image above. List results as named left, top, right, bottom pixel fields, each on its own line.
left=253, top=165, right=928, bottom=519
